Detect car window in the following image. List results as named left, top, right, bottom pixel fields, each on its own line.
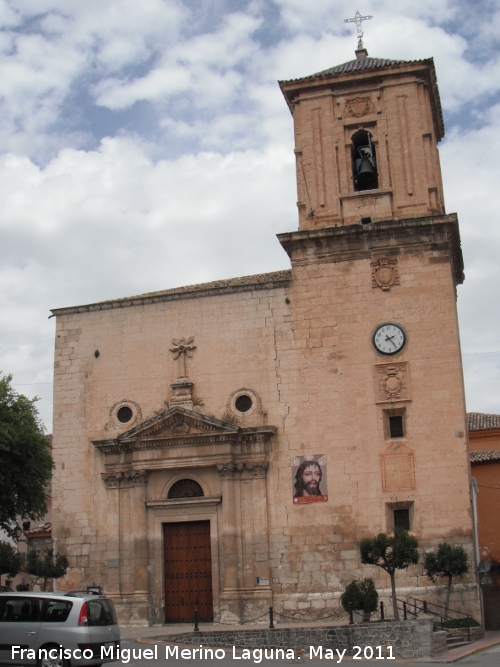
left=87, top=599, right=116, bottom=626
left=43, top=600, right=73, bottom=622
left=0, top=597, right=43, bottom=622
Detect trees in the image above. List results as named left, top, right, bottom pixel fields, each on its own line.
left=25, top=549, right=69, bottom=592
left=0, top=541, right=22, bottom=583
left=423, top=543, right=469, bottom=617
left=0, top=374, right=53, bottom=538
left=359, top=529, right=419, bottom=621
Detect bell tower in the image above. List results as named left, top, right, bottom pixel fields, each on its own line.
left=274, top=47, right=479, bottom=617
left=279, top=51, right=445, bottom=228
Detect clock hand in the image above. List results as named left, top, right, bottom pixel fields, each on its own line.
left=385, top=335, right=397, bottom=349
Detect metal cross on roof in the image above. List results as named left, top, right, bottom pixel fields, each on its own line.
left=344, top=10, right=373, bottom=49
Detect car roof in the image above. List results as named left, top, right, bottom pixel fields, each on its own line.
left=0, top=591, right=98, bottom=600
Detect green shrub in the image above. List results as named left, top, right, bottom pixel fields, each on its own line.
left=16, top=583, right=29, bottom=591
left=435, top=617, right=480, bottom=630
left=341, top=578, right=379, bottom=614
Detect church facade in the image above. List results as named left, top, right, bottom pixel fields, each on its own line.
left=51, top=49, right=481, bottom=625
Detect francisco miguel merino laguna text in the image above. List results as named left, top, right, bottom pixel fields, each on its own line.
left=12, top=644, right=397, bottom=663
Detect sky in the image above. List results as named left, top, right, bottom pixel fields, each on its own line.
left=0, top=0, right=499, bottom=431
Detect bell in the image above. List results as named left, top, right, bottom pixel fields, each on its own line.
left=356, top=157, right=376, bottom=187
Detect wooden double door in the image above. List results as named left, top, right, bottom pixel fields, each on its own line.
left=163, top=520, right=214, bottom=622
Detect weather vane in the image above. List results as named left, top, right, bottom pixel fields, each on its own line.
left=344, top=10, right=373, bottom=49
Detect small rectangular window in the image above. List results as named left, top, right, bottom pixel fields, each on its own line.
left=393, top=508, right=410, bottom=531
left=389, top=415, right=404, bottom=438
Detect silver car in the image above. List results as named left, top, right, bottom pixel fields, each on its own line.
left=0, top=591, right=120, bottom=667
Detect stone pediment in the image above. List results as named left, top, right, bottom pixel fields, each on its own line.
left=93, top=406, right=275, bottom=454
left=123, top=406, right=239, bottom=439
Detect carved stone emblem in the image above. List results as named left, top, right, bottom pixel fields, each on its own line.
left=168, top=418, right=190, bottom=435
left=346, top=96, right=372, bottom=118
left=371, top=258, right=399, bottom=291
left=375, top=362, right=410, bottom=403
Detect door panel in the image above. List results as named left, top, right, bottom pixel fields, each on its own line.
left=163, top=521, right=213, bottom=622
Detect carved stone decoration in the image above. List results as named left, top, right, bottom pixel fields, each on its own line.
left=216, top=461, right=269, bottom=479
left=101, top=472, right=123, bottom=489
left=381, top=442, right=416, bottom=491
left=105, top=399, right=142, bottom=430
left=226, top=387, right=263, bottom=418
left=124, top=469, right=148, bottom=487
left=169, top=377, right=194, bottom=409
left=170, top=337, right=196, bottom=378
left=375, top=362, right=410, bottom=403
left=346, top=96, right=373, bottom=118
left=168, top=418, right=190, bottom=435
left=371, top=257, right=400, bottom=291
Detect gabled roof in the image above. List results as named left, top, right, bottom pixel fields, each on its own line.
left=468, top=412, right=500, bottom=432
left=51, top=270, right=292, bottom=317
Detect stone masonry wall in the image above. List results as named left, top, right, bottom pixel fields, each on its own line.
left=166, top=618, right=436, bottom=659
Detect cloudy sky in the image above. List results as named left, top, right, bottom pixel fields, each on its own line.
left=0, top=0, right=499, bottom=431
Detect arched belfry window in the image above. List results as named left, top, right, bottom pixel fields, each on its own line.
left=351, top=129, right=378, bottom=191
left=168, top=479, right=204, bottom=499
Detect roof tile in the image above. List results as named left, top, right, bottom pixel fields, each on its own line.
left=279, top=56, right=411, bottom=85
left=467, top=412, right=500, bottom=432
left=470, top=451, right=500, bottom=463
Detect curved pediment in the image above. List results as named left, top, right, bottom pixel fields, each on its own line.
left=93, top=406, right=276, bottom=453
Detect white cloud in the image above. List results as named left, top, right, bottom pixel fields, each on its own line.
left=1, top=0, right=500, bottom=428
left=93, top=12, right=261, bottom=110
left=0, top=136, right=295, bottom=427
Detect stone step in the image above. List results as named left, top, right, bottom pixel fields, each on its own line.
left=446, top=639, right=474, bottom=649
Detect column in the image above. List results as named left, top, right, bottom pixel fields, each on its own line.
left=101, top=473, right=122, bottom=594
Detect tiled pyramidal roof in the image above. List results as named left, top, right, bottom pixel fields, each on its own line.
left=467, top=412, right=500, bottom=432
left=280, top=56, right=408, bottom=84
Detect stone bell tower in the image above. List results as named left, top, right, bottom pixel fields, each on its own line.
left=279, top=50, right=445, bottom=228
left=273, top=48, right=480, bottom=617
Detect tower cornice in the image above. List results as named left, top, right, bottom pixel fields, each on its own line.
left=277, top=213, right=464, bottom=286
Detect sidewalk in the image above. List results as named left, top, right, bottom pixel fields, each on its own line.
left=408, top=630, right=500, bottom=663
left=121, top=624, right=500, bottom=663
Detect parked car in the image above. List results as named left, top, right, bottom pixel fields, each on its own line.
left=0, top=591, right=120, bottom=666
left=0, top=585, right=12, bottom=592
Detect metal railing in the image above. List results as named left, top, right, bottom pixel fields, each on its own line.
left=395, top=597, right=473, bottom=641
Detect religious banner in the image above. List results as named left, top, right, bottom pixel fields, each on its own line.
left=292, top=455, right=328, bottom=504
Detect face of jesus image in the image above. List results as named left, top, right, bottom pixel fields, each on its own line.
left=294, top=461, right=322, bottom=497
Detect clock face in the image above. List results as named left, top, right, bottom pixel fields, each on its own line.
left=373, top=323, right=406, bottom=355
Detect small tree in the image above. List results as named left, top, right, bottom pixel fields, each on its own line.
left=341, top=577, right=379, bottom=621
left=359, top=529, right=419, bottom=621
left=0, top=541, right=22, bottom=584
left=423, top=543, right=469, bottom=618
left=25, top=548, right=69, bottom=591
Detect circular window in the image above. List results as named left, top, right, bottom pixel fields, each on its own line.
left=116, top=406, right=133, bottom=423
left=168, top=479, right=204, bottom=499
left=235, top=394, right=253, bottom=413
